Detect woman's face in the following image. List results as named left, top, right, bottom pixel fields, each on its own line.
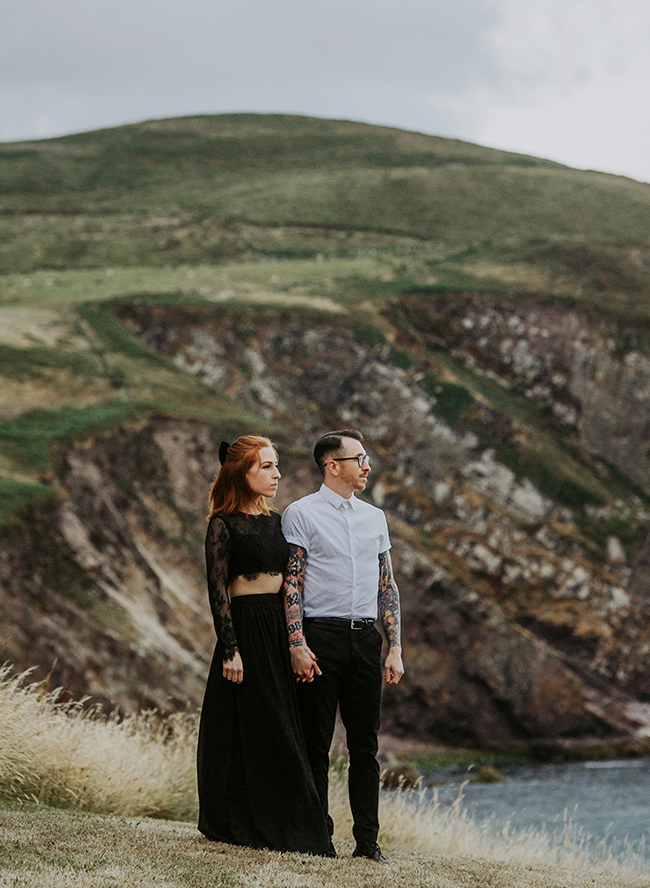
left=246, top=445, right=281, bottom=499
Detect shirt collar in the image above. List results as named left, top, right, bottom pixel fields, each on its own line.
left=318, top=483, right=356, bottom=510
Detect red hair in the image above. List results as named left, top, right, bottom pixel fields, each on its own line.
left=207, top=435, right=276, bottom=518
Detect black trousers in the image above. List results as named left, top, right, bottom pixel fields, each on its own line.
left=297, top=620, right=383, bottom=845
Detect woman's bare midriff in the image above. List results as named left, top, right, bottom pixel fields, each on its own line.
left=229, top=572, right=283, bottom=597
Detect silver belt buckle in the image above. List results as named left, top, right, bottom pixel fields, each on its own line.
left=351, top=618, right=368, bottom=630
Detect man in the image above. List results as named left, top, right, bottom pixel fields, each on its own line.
left=281, top=429, right=404, bottom=863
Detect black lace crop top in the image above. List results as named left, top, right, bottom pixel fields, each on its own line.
left=205, top=511, right=290, bottom=661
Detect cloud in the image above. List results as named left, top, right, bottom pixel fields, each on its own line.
left=2, top=0, right=649, bottom=182
left=464, top=0, right=650, bottom=181
left=0, top=0, right=500, bottom=141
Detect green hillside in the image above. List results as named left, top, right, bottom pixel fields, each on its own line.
left=1, top=114, right=650, bottom=309
left=1, top=112, right=650, bottom=513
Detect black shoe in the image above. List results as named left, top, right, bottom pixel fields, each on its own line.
left=352, top=841, right=388, bottom=863
left=322, top=839, right=337, bottom=858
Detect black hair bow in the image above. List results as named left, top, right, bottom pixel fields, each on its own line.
left=219, top=441, right=231, bottom=465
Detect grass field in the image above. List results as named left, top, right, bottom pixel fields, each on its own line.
left=0, top=258, right=393, bottom=310
left=0, top=669, right=648, bottom=888
left=3, top=806, right=649, bottom=888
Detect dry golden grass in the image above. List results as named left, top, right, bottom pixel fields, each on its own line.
left=0, top=809, right=648, bottom=888
left=1, top=806, right=648, bottom=888
left=0, top=667, right=648, bottom=887
left=0, top=668, right=197, bottom=821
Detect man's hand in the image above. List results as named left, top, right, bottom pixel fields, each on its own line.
left=384, top=645, right=404, bottom=685
left=290, top=642, right=322, bottom=683
left=223, top=652, right=244, bottom=683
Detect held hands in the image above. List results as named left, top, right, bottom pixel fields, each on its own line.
left=290, top=642, right=322, bottom=683
left=223, top=652, right=244, bottom=683
left=384, top=646, right=404, bottom=685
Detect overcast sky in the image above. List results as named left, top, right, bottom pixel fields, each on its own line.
left=2, top=0, right=649, bottom=183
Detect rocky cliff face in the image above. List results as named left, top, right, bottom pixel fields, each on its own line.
left=0, top=418, right=217, bottom=712
left=389, top=291, right=650, bottom=595
left=5, top=114, right=650, bottom=751
left=388, top=537, right=606, bottom=746
left=3, top=296, right=650, bottom=746
left=108, top=301, right=650, bottom=745
left=389, top=291, right=650, bottom=497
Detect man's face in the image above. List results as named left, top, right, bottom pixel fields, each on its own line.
left=331, top=437, right=371, bottom=492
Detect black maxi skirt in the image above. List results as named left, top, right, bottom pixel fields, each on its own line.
left=197, top=593, right=330, bottom=855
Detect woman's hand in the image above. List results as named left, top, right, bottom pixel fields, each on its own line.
left=223, top=652, right=243, bottom=683
left=290, top=642, right=322, bottom=683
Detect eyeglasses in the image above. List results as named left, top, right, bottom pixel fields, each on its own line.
left=330, top=454, right=370, bottom=467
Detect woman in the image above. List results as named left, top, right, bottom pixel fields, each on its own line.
left=197, top=435, right=330, bottom=856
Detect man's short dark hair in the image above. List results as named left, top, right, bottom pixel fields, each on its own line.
left=313, top=429, right=364, bottom=476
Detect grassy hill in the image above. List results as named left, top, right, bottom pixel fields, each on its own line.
left=1, top=112, right=649, bottom=512
left=1, top=114, right=650, bottom=313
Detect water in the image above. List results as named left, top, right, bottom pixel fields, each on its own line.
left=422, top=758, right=650, bottom=856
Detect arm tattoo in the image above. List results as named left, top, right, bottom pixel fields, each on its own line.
left=283, top=544, right=307, bottom=648
left=378, top=551, right=401, bottom=649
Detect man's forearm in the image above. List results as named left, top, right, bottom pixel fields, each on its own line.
left=283, top=544, right=307, bottom=647
left=285, top=587, right=304, bottom=647
left=283, top=544, right=321, bottom=681
left=378, top=551, right=401, bottom=649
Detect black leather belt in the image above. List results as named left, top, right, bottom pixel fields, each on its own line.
left=304, top=616, right=376, bottom=630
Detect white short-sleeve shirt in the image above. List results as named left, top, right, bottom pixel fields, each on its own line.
left=281, top=483, right=391, bottom=620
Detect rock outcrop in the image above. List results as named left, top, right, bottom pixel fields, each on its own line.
left=3, top=296, right=650, bottom=746
left=390, top=290, right=650, bottom=499
left=115, top=302, right=650, bottom=742
left=0, top=418, right=217, bottom=712
left=386, top=536, right=640, bottom=746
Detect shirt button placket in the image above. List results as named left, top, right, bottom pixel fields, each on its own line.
left=347, top=507, right=357, bottom=616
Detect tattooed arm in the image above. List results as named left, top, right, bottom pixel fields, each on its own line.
left=378, top=551, right=404, bottom=685
left=283, top=544, right=321, bottom=682
left=284, top=544, right=307, bottom=648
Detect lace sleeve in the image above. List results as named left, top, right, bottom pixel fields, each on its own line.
left=205, top=517, right=239, bottom=661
